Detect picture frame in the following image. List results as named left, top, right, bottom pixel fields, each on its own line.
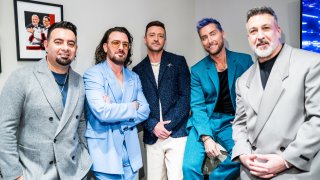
left=13, top=0, right=63, bottom=61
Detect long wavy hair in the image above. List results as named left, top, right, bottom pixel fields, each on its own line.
left=95, top=27, right=133, bottom=67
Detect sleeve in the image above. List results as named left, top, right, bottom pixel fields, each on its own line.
left=164, top=56, right=190, bottom=131
left=0, top=71, right=25, bottom=179
left=231, top=79, right=252, bottom=161
left=188, top=68, right=213, bottom=140
left=122, top=75, right=150, bottom=128
left=132, top=66, right=158, bottom=134
left=83, top=68, right=137, bottom=123
left=282, top=61, right=320, bottom=171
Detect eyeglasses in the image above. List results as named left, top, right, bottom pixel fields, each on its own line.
left=109, top=40, right=130, bottom=50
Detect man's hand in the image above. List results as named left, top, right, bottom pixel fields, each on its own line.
left=202, top=136, right=221, bottom=158
left=153, top=121, right=172, bottom=139
left=103, top=95, right=111, bottom=104
left=26, top=28, right=34, bottom=33
left=241, top=154, right=288, bottom=179
left=133, top=101, right=139, bottom=110
left=16, top=176, right=23, bottom=180
left=239, top=154, right=258, bottom=169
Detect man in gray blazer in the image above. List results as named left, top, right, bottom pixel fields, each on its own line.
left=232, top=6, right=320, bottom=179
left=0, top=21, right=92, bottom=180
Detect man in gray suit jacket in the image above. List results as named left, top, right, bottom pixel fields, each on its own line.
left=0, top=21, right=92, bottom=180
left=232, top=7, right=320, bottom=179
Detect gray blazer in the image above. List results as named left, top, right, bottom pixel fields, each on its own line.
left=0, top=59, right=92, bottom=180
left=232, top=44, right=320, bottom=179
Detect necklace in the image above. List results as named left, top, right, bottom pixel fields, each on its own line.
left=53, top=70, right=69, bottom=93
left=59, top=71, right=68, bottom=93
left=215, top=61, right=228, bottom=72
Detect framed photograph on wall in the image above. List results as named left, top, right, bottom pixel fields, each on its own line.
left=14, top=0, right=63, bottom=61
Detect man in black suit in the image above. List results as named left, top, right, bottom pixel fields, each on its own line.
left=133, top=21, right=190, bottom=180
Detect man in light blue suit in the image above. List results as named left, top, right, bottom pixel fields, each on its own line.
left=183, top=18, right=253, bottom=179
left=83, top=27, right=150, bottom=180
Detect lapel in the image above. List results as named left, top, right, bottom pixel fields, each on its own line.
left=33, top=59, right=64, bottom=119
left=226, top=50, right=237, bottom=104
left=143, top=57, right=158, bottom=89
left=246, top=62, right=264, bottom=114
left=55, top=68, right=80, bottom=136
left=251, top=45, right=291, bottom=141
left=103, top=61, right=123, bottom=103
left=205, top=56, right=220, bottom=95
left=121, top=68, right=134, bottom=102
left=158, top=51, right=171, bottom=86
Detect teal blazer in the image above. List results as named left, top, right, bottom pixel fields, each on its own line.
left=186, top=49, right=253, bottom=140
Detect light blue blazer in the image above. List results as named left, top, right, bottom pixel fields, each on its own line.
left=83, top=61, right=150, bottom=175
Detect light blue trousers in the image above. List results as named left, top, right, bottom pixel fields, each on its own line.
left=93, top=141, right=138, bottom=180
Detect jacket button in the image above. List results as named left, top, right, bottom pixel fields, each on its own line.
left=76, top=115, right=79, bottom=119
left=246, top=139, right=250, bottom=142
left=252, top=146, right=257, bottom=151
left=72, top=156, right=75, bottom=160
left=123, top=127, right=128, bottom=131
left=49, top=161, right=54, bottom=165
left=130, top=127, right=134, bottom=130
left=280, top=147, right=286, bottom=152
left=54, top=139, right=57, bottom=143
left=49, top=117, right=53, bottom=121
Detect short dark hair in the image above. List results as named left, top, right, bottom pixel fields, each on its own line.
left=43, top=16, right=50, bottom=21
left=246, top=6, right=278, bottom=22
left=95, top=27, right=133, bottom=67
left=145, top=21, right=166, bottom=36
left=196, top=18, right=223, bottom=34
left=47, top=21, right=77, bottom=41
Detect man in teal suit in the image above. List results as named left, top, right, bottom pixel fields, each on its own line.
left=183, top=18, right=253, bottom=179
left=83, top=27, right=150, bottom=180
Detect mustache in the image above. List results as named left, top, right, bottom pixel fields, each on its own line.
left=256, top=39, right=269, bottom=46
left=115, top=50, right=125, bottom=55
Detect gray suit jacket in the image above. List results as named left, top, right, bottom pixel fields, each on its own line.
left=232, top=44, right=320, bottom=179
left=0, top=59, right=92, bottom=180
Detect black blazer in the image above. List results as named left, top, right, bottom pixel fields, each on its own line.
left=133, top=51, right=190, bottom=145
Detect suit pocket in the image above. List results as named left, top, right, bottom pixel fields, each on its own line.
left=85, top=129, right=107, bottom=139
left=18, top=144, right=40, bottom=179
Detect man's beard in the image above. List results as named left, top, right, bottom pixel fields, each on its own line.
left=109, top=55, right=127, bottom=66
left=56, top=58, right=72, bottom=66
left=252, top=40, right=278, bottom=58
left=208, top=40, right=224, bottom=56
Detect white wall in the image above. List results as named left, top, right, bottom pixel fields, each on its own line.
left=195, top=0, right=300, bottom=59
left=0, top=0, right=197, bottom=92
left=0, top=0, right=300, bottom=92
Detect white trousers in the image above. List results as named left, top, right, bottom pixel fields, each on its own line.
left=146, top=136, right=187, bottom=180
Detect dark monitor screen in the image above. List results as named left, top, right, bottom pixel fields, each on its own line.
left=301, top=0, right=320, bottom=53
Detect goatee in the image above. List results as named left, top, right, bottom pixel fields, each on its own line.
left=109, top=57, right=126, bottom=66
left=56, top=58, right=72, bottom=66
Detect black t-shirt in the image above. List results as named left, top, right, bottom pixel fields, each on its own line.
left=214, top=69, right=235, bottom=115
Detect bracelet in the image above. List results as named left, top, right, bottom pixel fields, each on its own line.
left=283, top=160, right=291, bottom=169
left=203, top=136, right=210, bottom=143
